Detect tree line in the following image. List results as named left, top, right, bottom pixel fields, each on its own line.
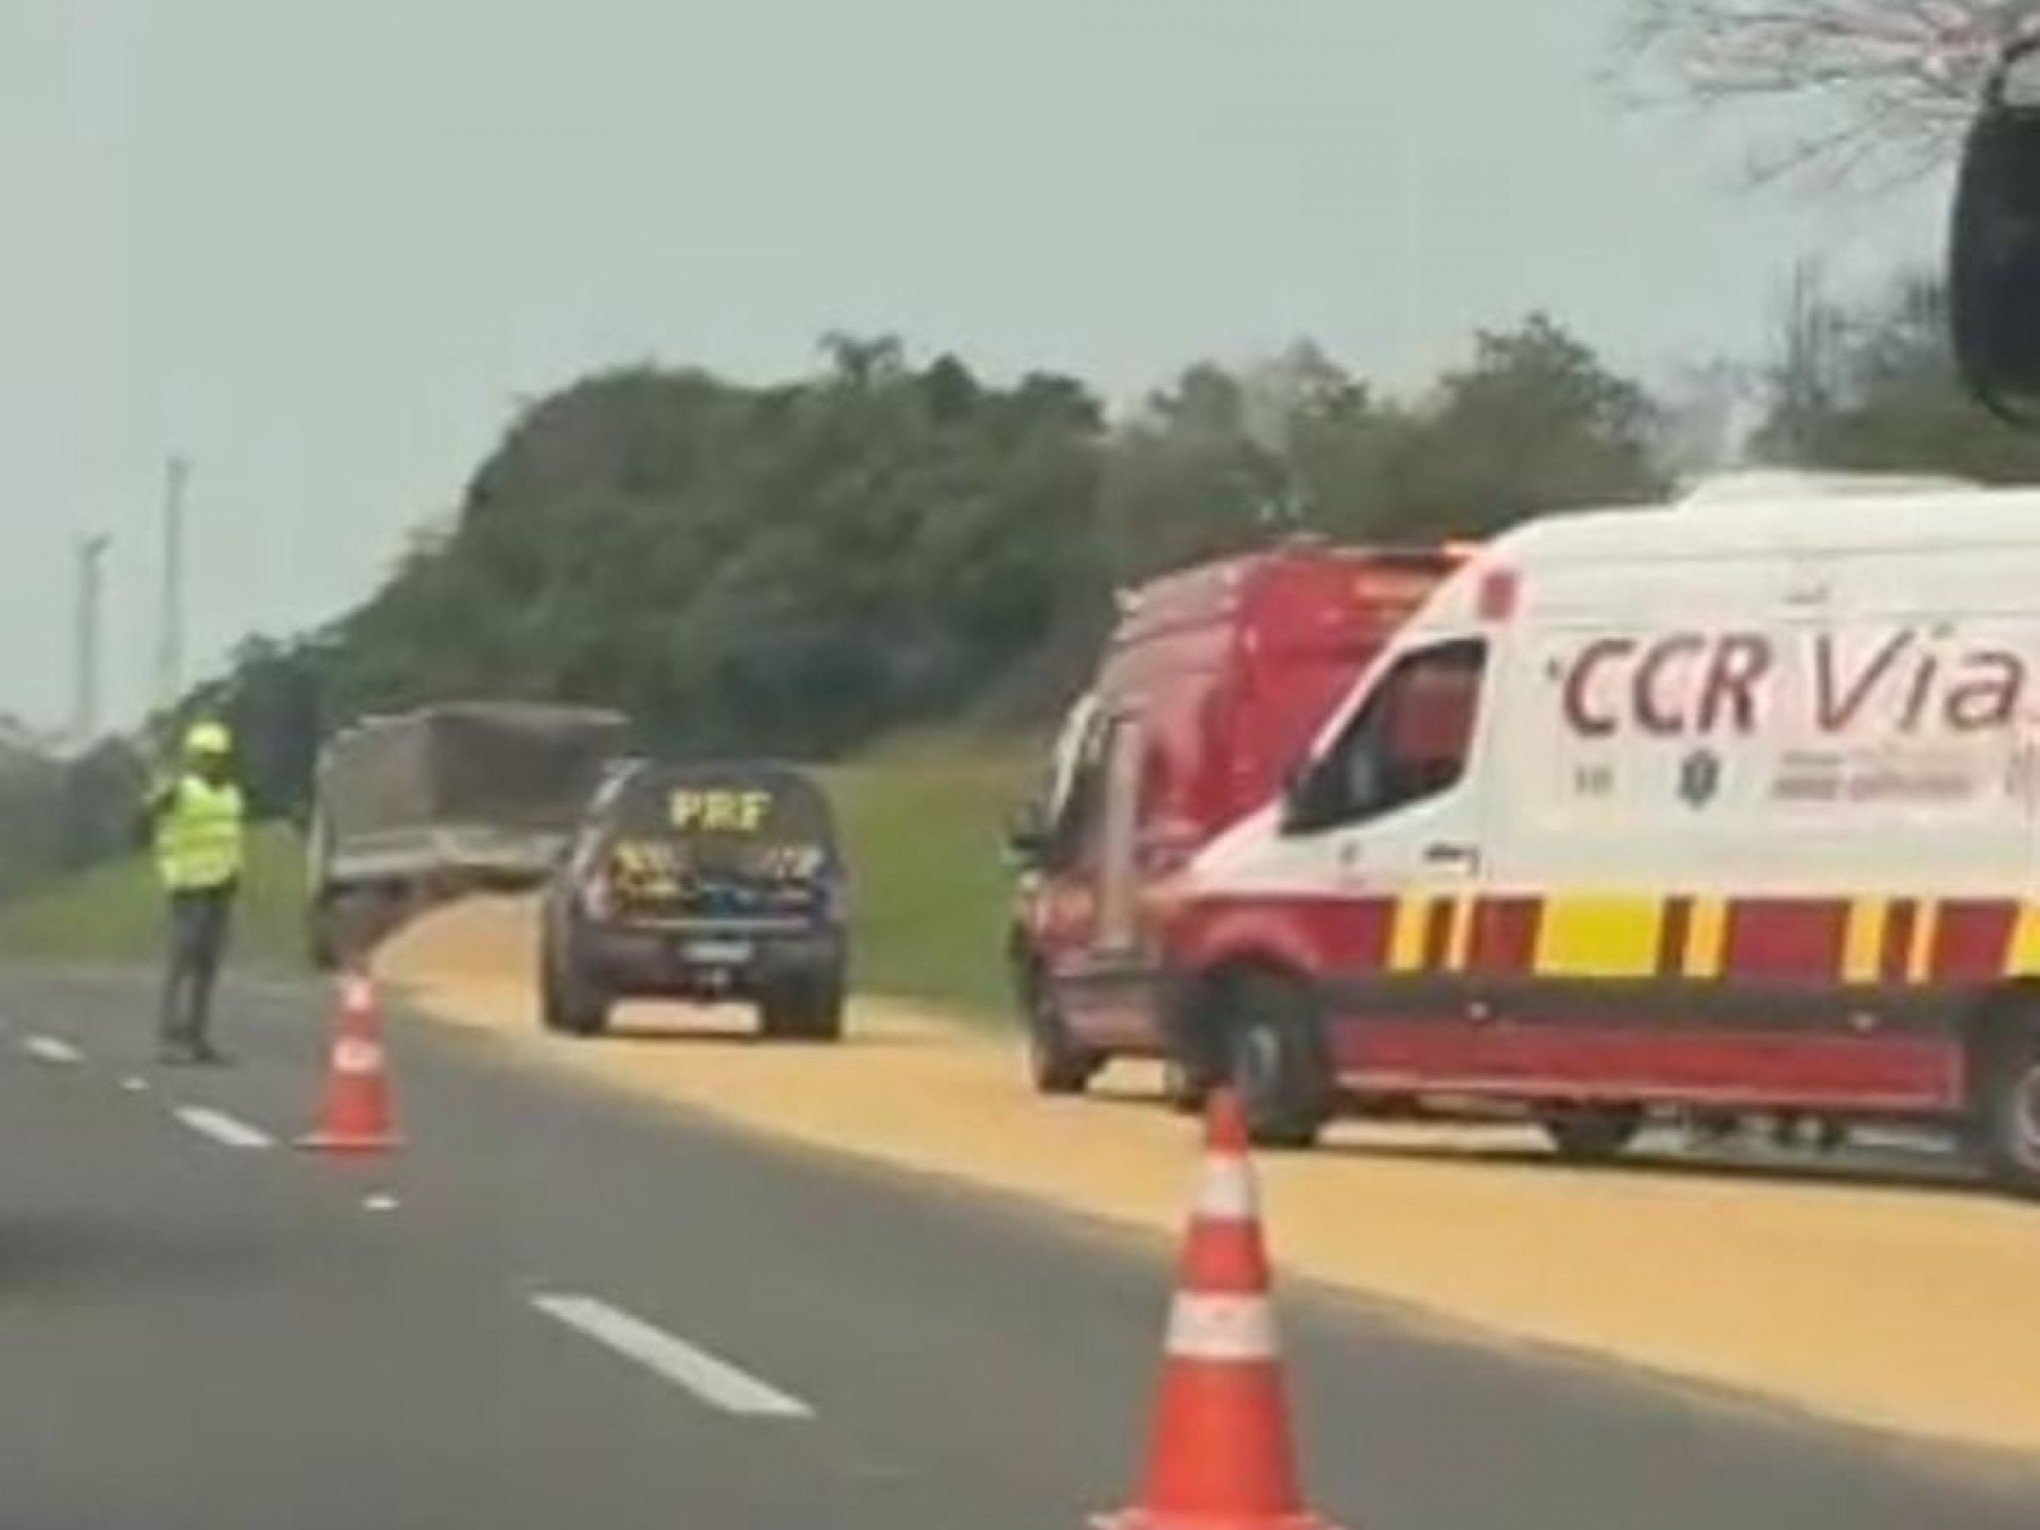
left=9, top=274, right=2040, bottom=898
left=186, top=280, right=2040, bottom=823
left=10, top=3, right=2036, bottom=891
left=0, top=723, right=143, bottom=902
left=199, top=313, right=1670, bottom=818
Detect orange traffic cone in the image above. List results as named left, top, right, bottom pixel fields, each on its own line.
left=298, top=972, right=403, bottom=1153
left=1095, top=1089, right=1345, bottom=1530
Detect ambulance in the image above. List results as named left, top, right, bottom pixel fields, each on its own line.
left=1162, top=474, right=2040, bottom=1193
left=1006, top=539, right=1467, bottom=1096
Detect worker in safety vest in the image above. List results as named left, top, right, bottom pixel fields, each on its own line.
left=144, top=720, right=247, bottom=1065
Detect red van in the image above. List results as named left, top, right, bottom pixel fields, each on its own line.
left=1007, top=539, right=1465, bottom=1097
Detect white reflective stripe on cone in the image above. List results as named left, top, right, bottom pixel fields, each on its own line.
left=1164, top=1293, right=1278, bottom=1362
left=341, top=975, right=375, bottom=1011
left=1193, top=1154, right=1259, bottom=1220
left=332, top=1038, right=384, bottom=1075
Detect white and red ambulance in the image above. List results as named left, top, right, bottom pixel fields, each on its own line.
left=1162, top=474, right=2040, bottom=1193
left=1007, top=540, right=1467, bottom=1096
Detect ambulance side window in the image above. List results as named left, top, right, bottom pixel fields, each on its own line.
left=1289, top=639, right=1486, bottom=833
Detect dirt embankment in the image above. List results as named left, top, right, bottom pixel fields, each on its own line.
left=381, top=896, right=2040, bottom=1458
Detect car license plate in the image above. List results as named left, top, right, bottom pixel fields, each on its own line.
left=684, top=939, right=752, bottom=966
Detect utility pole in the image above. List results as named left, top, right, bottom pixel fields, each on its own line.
left=73, top=533, right=111, bottom=748
left=155, top=455, right=189, bottom=713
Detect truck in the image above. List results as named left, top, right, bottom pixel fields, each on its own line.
left=1005, top=539, right=1469, bottom=1098
left=305, top=701, right=632, bottom=967
left=1160, top=474, right=2040, bottom=1195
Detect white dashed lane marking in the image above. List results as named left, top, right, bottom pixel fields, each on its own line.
left=529, top=1294, right=813, bottom=1419
left=172, top=1105, right=275, bottom=1150
left=21, top=1035, right=83, bottom=1065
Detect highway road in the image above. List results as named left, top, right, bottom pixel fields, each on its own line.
left=1, top=968, right=2033, bottom=1530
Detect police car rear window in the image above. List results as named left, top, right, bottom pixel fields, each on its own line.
left=603, top=769, right=838, bottom=852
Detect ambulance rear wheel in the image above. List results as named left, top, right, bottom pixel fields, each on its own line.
left=1228, top=972, right=1331, bottom=1150
left=1539, top=1104, right=1643, bottom=1164
left=1974, top=1014, right=2040, bottom=1197
left=1025, top=977, right=1102, bottom=1095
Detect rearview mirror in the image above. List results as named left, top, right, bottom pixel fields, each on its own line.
left=1003, top=802, right=1050, bottom=865
left=1951, top=41, right=2040, bottom=417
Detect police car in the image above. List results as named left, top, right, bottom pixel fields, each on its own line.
left=538, top=761, right=849, bottom=1040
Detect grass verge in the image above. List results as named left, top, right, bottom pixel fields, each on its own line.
left=823, top=746, right=1034, bottom=1027
left=0, top=823, right=309, bottom=974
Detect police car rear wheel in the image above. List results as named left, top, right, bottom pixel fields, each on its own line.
left=1976, top=1018, right=2040, bottom=1197
left=760, top=973, right=845, bottom=1043
left=541, top=936, right=611, bottom=1038
left=538, top=942, right=567, bottom=1034
left=1228, top=973, right=1330, bottom=1150
left=802, top=979, right=847, bottom=1042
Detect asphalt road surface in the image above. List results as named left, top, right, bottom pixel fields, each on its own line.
left=1, top=969, right=2033, bottom=1530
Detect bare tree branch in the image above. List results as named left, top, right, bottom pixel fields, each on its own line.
left=1617, top=0, right=2040, bottom=190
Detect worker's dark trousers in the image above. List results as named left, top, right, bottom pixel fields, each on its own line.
left=160, top=886, right=235, bottom=1053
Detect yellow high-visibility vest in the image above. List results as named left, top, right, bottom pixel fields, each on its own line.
left=154, top=776, right=246, bottom=892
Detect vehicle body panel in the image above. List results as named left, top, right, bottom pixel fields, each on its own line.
left=1171, top=479, right=2040, bottom=1123
left=1011, top=543, right=1465, bottom=1058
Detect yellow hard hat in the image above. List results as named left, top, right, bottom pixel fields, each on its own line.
left=184, top=720, right=233, bottom=757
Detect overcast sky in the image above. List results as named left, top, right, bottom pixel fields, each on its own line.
left=2, top=0, right=1945, bottom=734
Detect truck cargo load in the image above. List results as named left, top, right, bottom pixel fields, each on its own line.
left=307, top=702, right=631, bottom=966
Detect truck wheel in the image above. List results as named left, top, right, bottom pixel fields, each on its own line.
left=541, top=939, right=611, bottom=1038
left=306, top=900, right=338, bottom=973
left=1539, top=1104, right=1644, bottom=1164
left=1226, top=971, right=1331, bottom=1149
left=1973, top=1011, right=2040, bottom=1197
left=1024, top=976, right=1102, bottom=1095
left=312, top=890, right=376, bottom=972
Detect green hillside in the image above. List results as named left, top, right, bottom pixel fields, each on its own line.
left=822, top=746, right=1036, bottom=1025
left=0, top=824, right=310, bottom=974
left=187, top=321, right=1673, bottom=829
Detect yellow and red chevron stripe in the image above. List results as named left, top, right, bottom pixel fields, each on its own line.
left=1295, top=892, right=2040, bottom=986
